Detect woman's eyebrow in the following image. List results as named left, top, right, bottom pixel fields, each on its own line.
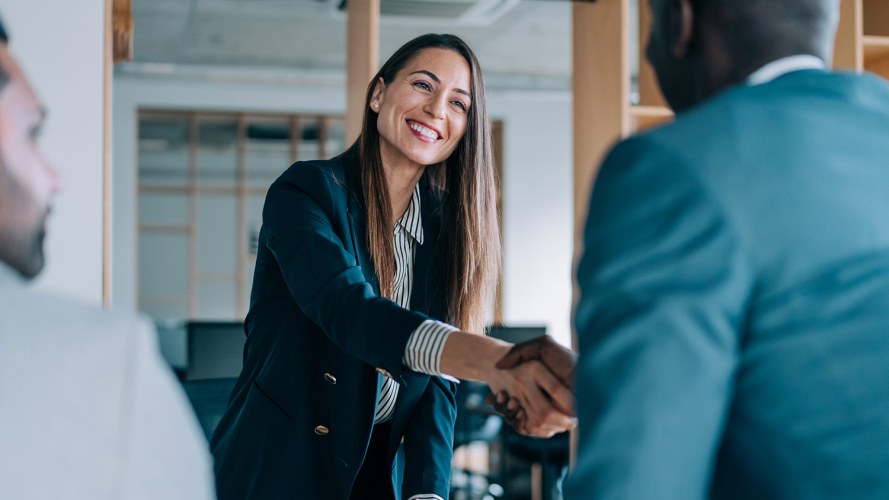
left=409, top=69, right=470, bottom=97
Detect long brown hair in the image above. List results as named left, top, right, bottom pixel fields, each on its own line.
left=348, top=33, right=500, bottom=333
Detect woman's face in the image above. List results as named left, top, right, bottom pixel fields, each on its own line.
left=373, top=47, right=472, bottom=171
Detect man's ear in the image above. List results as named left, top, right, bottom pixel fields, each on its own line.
left=670, top=0, right=695, bottom=58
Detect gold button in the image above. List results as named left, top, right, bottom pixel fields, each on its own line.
left=376, top=367, right=392, bottom=378
left=314, top=425, right=329, bottom=436
left=324, top=373, right=337, bottom=384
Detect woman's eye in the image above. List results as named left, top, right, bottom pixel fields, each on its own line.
left=413, top=81, right=432, bottom=91
left=451, top=100, right=467, bottom=112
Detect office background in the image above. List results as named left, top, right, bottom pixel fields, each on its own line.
left=4, top=0, right=587, bottom=347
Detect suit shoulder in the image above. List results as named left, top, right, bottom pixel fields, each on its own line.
left=273, top=157, right=348, bottom=195
left=0, top=286, right=150, bottom=353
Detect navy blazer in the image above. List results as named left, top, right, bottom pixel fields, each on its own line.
left=565, top=70, right=889, bottom=499
left=211, top=151, right=458, bottom=500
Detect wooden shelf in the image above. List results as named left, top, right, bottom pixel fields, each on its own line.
left=864, top=35, right=889, bottom=79
left=863, top=0, right=889, bottom=38
left=631, top=105, right=674, bottom=131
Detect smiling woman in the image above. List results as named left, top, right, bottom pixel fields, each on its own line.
left=210, top=33, right=575, bottom=500
left=208, top=34, right=490, bottom=500
left=359, top=36, right=496, bottom=331
left=211, top=35, right=503, bottom=499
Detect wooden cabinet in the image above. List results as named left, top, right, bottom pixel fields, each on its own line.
left=835, top=0, right=889, bottom=78
left=862, top=0, right=889, bottom=78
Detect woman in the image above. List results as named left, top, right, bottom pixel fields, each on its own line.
left=211, top=33, right=573, bottom=500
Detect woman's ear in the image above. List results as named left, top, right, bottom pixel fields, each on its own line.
left=670, top=0, right=695, bottom=58
left=370, top=77, right=385, bottom=111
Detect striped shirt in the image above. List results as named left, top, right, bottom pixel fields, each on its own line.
left=374, top=184, right=456, bottom=500
left=374, top=184, right=458, bottom=426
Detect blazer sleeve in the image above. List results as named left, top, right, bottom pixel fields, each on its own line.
left=564, top=136, right=754, bottom=500
left=401, top=376, right=458, bottom=499
left=261, top=162, right=429, bottom=380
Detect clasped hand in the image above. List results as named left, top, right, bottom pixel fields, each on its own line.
left=484, top=336, right=578, bottom=438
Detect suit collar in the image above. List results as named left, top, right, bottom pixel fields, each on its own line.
left=343, top=152, right=380, bottom=294
left=409, top=180, right=442, bottom=317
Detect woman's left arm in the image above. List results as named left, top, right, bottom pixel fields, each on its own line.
left=401, top=376, right=458, bottom=499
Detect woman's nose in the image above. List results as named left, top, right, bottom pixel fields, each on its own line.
left=424, top=95, right=446, bottom=119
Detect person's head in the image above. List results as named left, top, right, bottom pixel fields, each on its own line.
left=646, top=0, right=839, bottom=112
left=351, top=33, right=500, bottom=333
left=0, top=26, right=61, bottom=279
left=358, top=33, right=490, bottom=177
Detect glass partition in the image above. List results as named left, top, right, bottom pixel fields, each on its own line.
left=137, top=110, right=343, bottom=321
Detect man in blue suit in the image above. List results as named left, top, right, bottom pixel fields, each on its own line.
left=560, top=0, right=889, bottom=497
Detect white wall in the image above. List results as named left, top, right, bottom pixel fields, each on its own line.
left=113, top=72, right=574, bottom=346
left=490, top=91, right=573, bottom=346
left=1, top=1, right=106, bottom=304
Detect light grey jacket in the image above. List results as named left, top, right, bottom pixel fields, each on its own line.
left=0, top=264, right=215, bottom=499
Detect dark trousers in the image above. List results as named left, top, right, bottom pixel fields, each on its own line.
left=350, top=422, right=395, bottom=500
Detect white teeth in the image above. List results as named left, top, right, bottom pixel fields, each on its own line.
left=409, top=121, right=438, bottom=140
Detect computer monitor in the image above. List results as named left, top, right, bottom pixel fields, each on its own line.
left=186, top=321, right=246, bottom=381
left=486, top=325, right=547, bottom=344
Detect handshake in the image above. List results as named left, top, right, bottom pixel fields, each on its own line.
left=484, top=336, right=579, bottom=438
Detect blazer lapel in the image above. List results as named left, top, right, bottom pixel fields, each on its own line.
left=388, top=182, right=445, bottom=457
left=409, top=181, right=443, bottom=319
left=344, top=157, right=380, bottom=296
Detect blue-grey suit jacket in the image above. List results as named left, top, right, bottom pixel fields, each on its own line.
left=211, top=150, right=457, bottom=500
left=566, top=70, right=889, bottom=499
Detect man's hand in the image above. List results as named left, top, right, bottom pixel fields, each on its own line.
left=495, top=335, right=578, bottom=390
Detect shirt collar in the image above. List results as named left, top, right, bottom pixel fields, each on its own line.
left=395, top=183, right=424, bottom=245
left=746, top=55, right=826, bottom=86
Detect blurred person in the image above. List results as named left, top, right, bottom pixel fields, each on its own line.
left=0, top=16, right=215, bottom=500
left=565, top=0, right=889, bottom=498
left=211, top=33, right=574, bottom=500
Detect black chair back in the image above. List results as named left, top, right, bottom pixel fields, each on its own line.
left=182, top=377, right=237, bottom=441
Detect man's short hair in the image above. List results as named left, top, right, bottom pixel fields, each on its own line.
left=699, top=0, right=834, bottom=57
